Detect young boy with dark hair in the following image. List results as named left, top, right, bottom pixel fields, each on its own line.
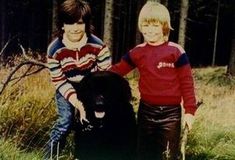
left=44, top=0, right=111, bottom=159
left=111, top=1, right=197, bottom=160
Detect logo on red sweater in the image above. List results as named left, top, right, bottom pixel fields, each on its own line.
left=157, top=62, right=175, bottom=69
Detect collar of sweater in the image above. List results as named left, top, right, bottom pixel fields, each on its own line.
left=62, top=33, right=88, bottom=50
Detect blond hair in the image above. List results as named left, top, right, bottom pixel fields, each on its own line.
left=138, top=1, right=173, bottom=41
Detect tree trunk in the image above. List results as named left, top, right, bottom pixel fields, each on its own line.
left=178, top=0, right=189, bottom=47
left=135, top=0, right=148, bottom=45
left=47, top=0, right=58, bottom=43
left=161, top=0, right=168, bottom=7
left=52, top=0, right=58, bottom=36
left=227, top=9, right=235, bottom=75
left=148, top=0, right=161, bottom=2
left=212, top=0, right=220, bottom=66
left=47, top=0, right=58, bottom=42
left=0, top=0, right=6, bottom=49
left=103, top=0, right=114, bottom=54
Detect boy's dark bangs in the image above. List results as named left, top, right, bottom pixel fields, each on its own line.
left=62, top=10, right=82, bottom=24
left=63, top=15, right=81, bottom=24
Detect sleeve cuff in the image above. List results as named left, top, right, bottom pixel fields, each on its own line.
left=184, top=105, right=197, bottom=115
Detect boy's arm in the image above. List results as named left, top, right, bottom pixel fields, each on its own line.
left=177, top=64, right=197, bottom=115
left=177, top=61, right=197, bottom=130
left=110, top=59, right=134, bottom=76
left=110, top=53, right=135, bottom=76
left=47, top=56, right=88, bottom=123
left=175, top=53, right=197, bottom=115
left=172, top=43, right=197, bottom=130
left=96, top=45, right=112, bottom=70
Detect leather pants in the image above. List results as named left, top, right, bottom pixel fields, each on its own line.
left=137, top=101, right=181, bottom=160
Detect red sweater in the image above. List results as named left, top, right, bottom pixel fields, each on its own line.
left=111, top=42, right=197, bottom=115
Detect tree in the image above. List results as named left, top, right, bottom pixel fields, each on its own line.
left=148, top=0, right=161, bottom=2
left=227, top=5, right=235, bottom=76
left=0, top=0, right=6, bottom=50
left=103, top=0, right=114, bottom=54
left=178, top=0, right=189, bottom=47
left=212, top=0, right=220, bottom=66
left=161, top=0, right=168, bottom=7
left=47, top=0, right=58, bottom=42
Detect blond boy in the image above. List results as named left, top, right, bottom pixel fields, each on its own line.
left=111, top=1, right=197, bottom=160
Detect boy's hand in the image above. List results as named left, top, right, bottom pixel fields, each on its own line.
left=183, top=113, right=195, bottom=131
left=74, top=101, right=89, bottom=124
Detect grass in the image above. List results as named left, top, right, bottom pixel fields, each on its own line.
left=0, top=66, right=235, bottom=159
left=0, top=139, right=42, bottom=160
left=186, top=67, right=235, bottom=160
left=0, top=66, right=56, bottom=153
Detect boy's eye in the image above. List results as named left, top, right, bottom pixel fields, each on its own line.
left=77, top=21, right=84, bottom=24
left=64, top=21, right=75, bottom=25
left=64, top=20, right=84, bottom=25
left=142, top=24, right=149, bottom=27
left=64, top=22, right=84, bottom=26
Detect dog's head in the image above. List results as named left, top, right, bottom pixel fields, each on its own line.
left=74, top=71, right=132, bottom=129
left=79, top=94, right=107, bottom=131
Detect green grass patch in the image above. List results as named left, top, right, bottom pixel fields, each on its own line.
left=0, top=139, right=42, bottom=160
left=0, top=66, right=235, bottom=159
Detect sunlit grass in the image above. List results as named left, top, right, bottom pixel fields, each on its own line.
left=0, top=66, right=235, bottom=159
left=0, top=139, right=42, bottom=160
left=186, top=67, right=235, bottom=160
left=0, top=67, right=56, bottom=151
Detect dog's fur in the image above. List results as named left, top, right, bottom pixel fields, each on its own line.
left=73, top=71, right=137, bottom=160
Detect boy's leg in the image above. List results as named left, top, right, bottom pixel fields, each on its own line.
left=137, top=102, right=162, bottom=160
left=137, top=102, right=181, bottom=160
left=160, top=106, right=181, bottom=160
left=43, top=91, right=75, bottom=159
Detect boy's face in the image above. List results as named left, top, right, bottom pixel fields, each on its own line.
left=140, top=21, right=164, bottom=44
left=63, top=19, right=85, bottom=42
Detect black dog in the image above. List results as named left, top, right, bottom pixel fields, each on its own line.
left=73, top=71, right=137, bottom=160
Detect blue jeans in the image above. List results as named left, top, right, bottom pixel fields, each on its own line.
left=43, top=91, right=75, bottom=159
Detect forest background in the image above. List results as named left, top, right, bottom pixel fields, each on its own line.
left=0, top=0, right=235, bottom=159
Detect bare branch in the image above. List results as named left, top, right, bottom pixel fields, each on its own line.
left=179, top=126, right=189, bottom=160
left=0, top=61, right=47, bottom=95
left=0, top=40, right=10, bottom=57
left=19, top=44, right=48, bottom=68
left=0, top=35, right=18, bottom=57
left=0, top=62, right=30, bottom=94
left=11, top=66, right=45, bottom=82
left=0, top=41, right=49, bottom=95
left=11, top=64, right=34, bottom=86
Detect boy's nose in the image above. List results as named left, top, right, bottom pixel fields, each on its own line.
left=74, top=23, right=80, bottom=27
left=71, top=25, right=81, bottom=31
left=148, top=26, right=156, bottom=31
left=146, top=30, right=154, bottom=34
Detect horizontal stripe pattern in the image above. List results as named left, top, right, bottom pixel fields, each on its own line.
left=47, top=35, right=111, bottom=105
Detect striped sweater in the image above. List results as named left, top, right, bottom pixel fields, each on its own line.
left=47, top=34, right=111, bottom=106
left=111, top=41, right=197, bottom=115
